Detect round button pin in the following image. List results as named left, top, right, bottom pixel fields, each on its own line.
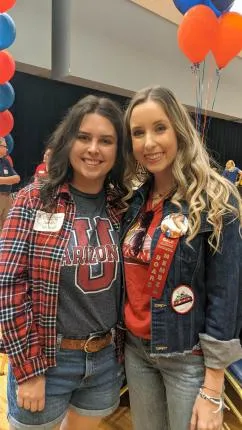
left=161, top=213, right=188, bottom=238
left=171, top=285, right=194, bottom=314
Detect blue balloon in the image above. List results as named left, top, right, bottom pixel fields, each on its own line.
left=0, top=13, right=16, bottom=50
left=173, top=0, right=234, bottom=16
left=205, top=0, right=234, bottom=16
left=211, top=0, right=234, bottom=13
left=5, top=133, right=14, bottom=154
left=0, top=82, right=15, bottom=111
left=173, top=1, right=204, bottom=15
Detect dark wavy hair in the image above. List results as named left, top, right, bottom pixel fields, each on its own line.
left=40, top=95, right=130, bottom=208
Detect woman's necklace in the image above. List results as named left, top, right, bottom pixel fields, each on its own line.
left=152, top=185, right=176, bottom=202
left=150, top=186, right=176, bottom=210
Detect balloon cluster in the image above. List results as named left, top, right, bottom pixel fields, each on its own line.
left=0, top=0, right=16, bottom=154
left=174, top=0, right=242, bottom=69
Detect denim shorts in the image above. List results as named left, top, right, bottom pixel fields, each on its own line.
left=7, top=343, right=124, bottom=429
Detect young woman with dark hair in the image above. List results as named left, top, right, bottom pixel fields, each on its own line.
left=0, top=95, right=131, bottom=430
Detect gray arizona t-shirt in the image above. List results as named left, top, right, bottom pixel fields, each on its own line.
left=56, top=186, right=121, bottom=337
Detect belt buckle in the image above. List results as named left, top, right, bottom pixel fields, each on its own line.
left=84, top=334, right=101, bottom=353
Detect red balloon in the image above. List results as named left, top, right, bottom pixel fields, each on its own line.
left=0, top=0, right=16, bottom=13
left=211, top=12, right=242, bottom=69
left=0, top=50, right=15, bottom=84
left=0, top=110, right=14, bottom=136
left=178, top=5, right=218, bottom=64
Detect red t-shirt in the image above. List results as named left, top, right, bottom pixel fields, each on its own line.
left=123, top=198, right=163, bottom=338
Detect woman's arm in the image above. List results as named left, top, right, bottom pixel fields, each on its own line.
left=203, top=367, right=224, bottom=396
left=0, top=189, right=48, bottom=383
left=199, top=214, right=242, bottom=368
left=190, top=367, right=224, bottom=430
left=191, top=213, right=242, bottom=429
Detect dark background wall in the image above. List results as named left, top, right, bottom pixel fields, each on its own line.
left=10, top=71, right=242, bottom=189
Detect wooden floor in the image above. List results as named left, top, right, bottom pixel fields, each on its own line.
left=0, top=354, right=241, bottom=430
left=100, top=407, right=132, bottom=430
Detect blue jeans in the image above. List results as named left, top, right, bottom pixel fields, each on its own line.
left=125, top=331, right=205, bottom=430
left=8, top=343, right=124, bottom=429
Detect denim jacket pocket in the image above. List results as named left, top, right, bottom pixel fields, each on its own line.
left=178, top=236, right=201, bottom=264
left=176, top=221, right=213, bottom=284
left=179, top=214, right=213, bottom=260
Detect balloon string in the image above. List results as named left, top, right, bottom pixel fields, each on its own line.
left=196, top=63, right=202, bottom=133
left=200, top=60, right=205, bottom=116
left=199, top=60, right=207, bottom=137
left=205, top=69, right=221, bottom=141
left=211, top=69, right=221, bottom=111
left=197, top=64, right=202, bottom=133
left=191, top=63, right=199, bottom=130
left=201, top=56, right=214, bottom=143
left=197, top=61, right=206, bottom=134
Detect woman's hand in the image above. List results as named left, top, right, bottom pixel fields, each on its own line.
left=16, top=375, right=46, bottom=412
left=190, top=395, right=223, bottom=430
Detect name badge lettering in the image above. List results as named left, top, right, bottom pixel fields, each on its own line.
left=33, top=210, right=65, bottom=232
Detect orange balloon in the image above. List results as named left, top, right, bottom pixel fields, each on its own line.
left=178, top=5, right=218, bottom=64
left=211, top=12, right=242, bottom=69
left=0, top=0, right=16, bottom=13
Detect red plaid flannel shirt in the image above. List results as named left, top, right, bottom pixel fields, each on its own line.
left=0, top=182, right=122, bottom=383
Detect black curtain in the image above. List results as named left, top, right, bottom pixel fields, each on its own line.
left=10, top=72, right=129, bottom=187
left=10, top=71, right=242, bottom=189
left=206, top=117, right=242, bottom=168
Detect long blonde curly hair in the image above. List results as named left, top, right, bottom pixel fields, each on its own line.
left=124, top=86, right=242, bottom=251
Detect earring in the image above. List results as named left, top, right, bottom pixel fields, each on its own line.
left=136, top=161, right=147, bottom=175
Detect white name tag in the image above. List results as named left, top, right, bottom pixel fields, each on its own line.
left=3, top=169, right=8, bottom=174
left=33, top=210, right=65, bottom=232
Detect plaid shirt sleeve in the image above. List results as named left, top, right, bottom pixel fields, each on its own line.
left=0, top=187, right=48, bottom=383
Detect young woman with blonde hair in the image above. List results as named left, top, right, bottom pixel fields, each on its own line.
left=121, top=86, right=242, bottom=430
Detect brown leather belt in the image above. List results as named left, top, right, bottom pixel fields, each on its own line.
left=0, top=192, right=10, bottom=195
left=60, top=332, right=112, bottom=353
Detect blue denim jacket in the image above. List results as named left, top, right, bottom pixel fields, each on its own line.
left=120, top=182, right=242, bottom=368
